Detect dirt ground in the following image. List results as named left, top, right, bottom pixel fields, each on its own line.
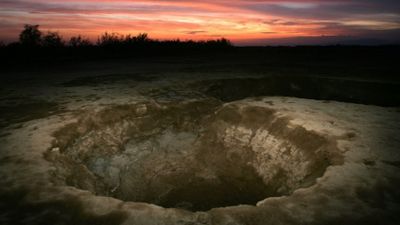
left=1, top=52, right=400, bottom=224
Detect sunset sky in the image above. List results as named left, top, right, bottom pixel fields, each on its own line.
left=1, top=0, right=400, bottom=45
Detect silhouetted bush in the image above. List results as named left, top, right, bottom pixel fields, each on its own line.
left=125, top=33, right=149, bottom=44
left=97, top=32, right=123, bottom=47
left=42, top=31, right=64, bottom=47
left=69, top=36, right=92, bottom=47
left=135, top=33, right=149, bottom=43
left=96, top=32, right=152, bottom=47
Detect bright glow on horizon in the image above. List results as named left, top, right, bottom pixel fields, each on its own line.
left=0, top=0, right=399, bottom=45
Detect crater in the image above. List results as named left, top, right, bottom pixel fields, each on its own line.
left=45, top=99, right=341, bottom=212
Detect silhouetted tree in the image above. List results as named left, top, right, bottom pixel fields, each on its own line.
left=42, top=31, right=64, bottom=47
left=69, top=35, right=91, bottom=47
left=19, top=24, right=42, bottom=46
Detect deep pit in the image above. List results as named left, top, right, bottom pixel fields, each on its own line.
left=45, top=99, right=341, bottom=212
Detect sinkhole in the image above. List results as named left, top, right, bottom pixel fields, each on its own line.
left=45, top=99, right=340, bottom=212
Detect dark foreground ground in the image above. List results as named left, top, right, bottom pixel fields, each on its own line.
left=1, top=46, right=399, bottom=127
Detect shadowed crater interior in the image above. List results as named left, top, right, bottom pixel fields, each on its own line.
left=45, top=99, right=341, bottom=212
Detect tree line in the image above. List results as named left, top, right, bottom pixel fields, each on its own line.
left=5, top=24, right=232, bottom=48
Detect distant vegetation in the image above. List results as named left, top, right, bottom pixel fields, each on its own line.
left=0, top=24, right=234, bottom=65
left=0, top=24, right=233, bottom=66
left=8, top=24, right=232, bottom=49
left=1, top=24, right=398, bottom=72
